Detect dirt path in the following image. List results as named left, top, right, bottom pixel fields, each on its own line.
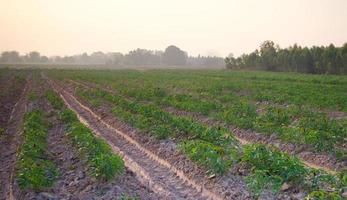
left=46, top=77, right=231, bottom=200
left=68, top=78, right=345, bottom=173
left=0, top=77, right=31, bottom=200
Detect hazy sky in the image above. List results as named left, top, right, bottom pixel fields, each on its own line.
left=1, top=0, right=347, bottom=57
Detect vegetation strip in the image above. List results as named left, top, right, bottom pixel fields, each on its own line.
left=62, top=78, right=347, bottom=199
left=16, top=110, right=58, bottom=190
left=45, top=89, right=125, bottom=181
left=48, top=78, right=225, bottom=200
left=73, top=82, right=240, bottom=174
left=69, top=75, right=347, bottom=157
left=70, top=79, right=341, bottom=173
left=55, top=69, right=347, bottom=112
left=68, top=76, right=346, bottom=170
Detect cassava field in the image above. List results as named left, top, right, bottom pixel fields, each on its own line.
left=0, top=68, right=346, bottom=200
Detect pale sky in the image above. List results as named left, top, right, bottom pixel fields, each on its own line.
left=1, top=0, right=347, bottom=57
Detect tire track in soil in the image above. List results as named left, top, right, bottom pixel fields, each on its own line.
left=16, top=80, right=160, bottom=200
left=46, top=77, right=225, bottom=200
left=63, top=79, right=252, bottom=200
left=0, top=77, right=31, bottom=200
left=44, top=124, right=161, bottom=200
left=68, top=78, right=344, bottom=173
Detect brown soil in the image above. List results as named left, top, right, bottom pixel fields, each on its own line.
left=48, top=77, right=230, bottom=200
left=69, top=78, right=346, bottom=172
left=165, top=107, right=346, bottom=172
left=0, top=73, right=30, bottom=200
left=12, top=76, right=160, bottom=200
left=57, top=77, right=311, bottom=199
left=0, top=73, right=26, bottom=130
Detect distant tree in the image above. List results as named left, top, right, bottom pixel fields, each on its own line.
left=259, top=40, right=277, bottom=71
left=225, top=53, right=237, bottom=69
left=162, top=45, right=187, bottom=66
left=106, top=52, right=124, bottom=66
left=61, top=56, right=75, bottom=64
left=310, top=46, right=324, bottom=74
left=79, top=53, right=90, bottom=64
left=187, top=55, right=224, bottom=68
left=275, top=49, right=290, bottom=71
left=40, top=56, right=49, bottom=63
left=125, top=48, right=161, bottom=66
left=90, top=51, right=106, bottom=64
left=341, top=43, right=347, bottom=73
left=0, top=51, right=21, bottom=63
left=300, top=48, right=314, bottom=73
left=244, top=51, right=260, bottom=69
left=325, top=44, right=343, bottom=74
left=28, top=51, right=41, bottom=63
left=225, top=41, right=347, bottom=74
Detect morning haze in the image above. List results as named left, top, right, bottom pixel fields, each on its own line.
left=1, top=0, right=347, bottom=57
left=1, top=1, right=347, bottom=199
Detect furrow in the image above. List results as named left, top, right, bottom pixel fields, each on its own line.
left=68, top=78, right=342, bottom=173
left=46, top=77, right=225, bottom=200
left=0, top=78, right=31, bottom=200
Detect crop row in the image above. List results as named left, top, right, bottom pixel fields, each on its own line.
left=121, top=85, right=346, bottom=158
left=50, top=69, right=347, bottom=111
left=72, top=77, right=347, bottom=158
left=77, top=87, right=239, bottom=174
left=16, top=110, right=58, bottom=189
left=74, top=85, right=347, bottom=198
left=45, top=89, right=125, bottom=181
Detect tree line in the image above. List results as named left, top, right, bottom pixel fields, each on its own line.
left=0, top=45, right=224, bottom=68
left=226, top=41, right=347, bottom=74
